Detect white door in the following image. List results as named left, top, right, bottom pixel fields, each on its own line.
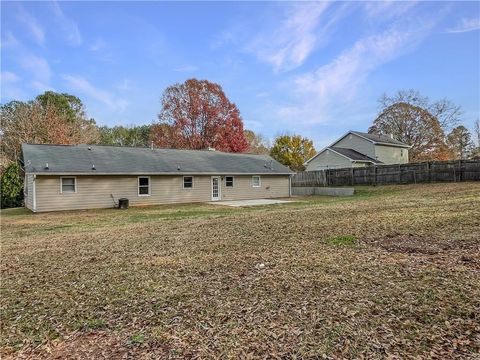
left=211, top=176, right=221, bottom=201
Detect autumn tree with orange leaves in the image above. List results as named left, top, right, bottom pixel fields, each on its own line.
left=152, top=79, right=249, bottom=152
left=369, top=90, right=461, bottom=161
left=0, top=93, right=98, bottom=165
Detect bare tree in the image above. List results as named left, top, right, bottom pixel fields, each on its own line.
left=475, top=119, right=480, bottom=146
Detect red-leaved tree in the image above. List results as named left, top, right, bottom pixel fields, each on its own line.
left=152, top=79, right=249, bottom=152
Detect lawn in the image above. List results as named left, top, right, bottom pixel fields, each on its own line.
left=1, top=183, right=479, bottom=359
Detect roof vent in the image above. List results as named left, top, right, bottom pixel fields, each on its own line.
left=92, top=164, right=96, bottom=170
left=88, top=146, right=92, bottom=150
left=177, top=164, right=181, bottom=171
left=389, top=133, right=394, bottom=139
left=207, top=147, right=216, bottom=151
left=45, top=163, right=49, bottom=170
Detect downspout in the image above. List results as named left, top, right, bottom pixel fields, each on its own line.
left=289, top=174, right=292, bottom=197
left=32, top=174, right=37, bottom=212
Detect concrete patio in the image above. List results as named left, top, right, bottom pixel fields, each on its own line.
left=209, top=199, right=294, bottom=207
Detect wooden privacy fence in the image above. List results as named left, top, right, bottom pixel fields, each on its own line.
left=292, top=160, right=480, bottom=187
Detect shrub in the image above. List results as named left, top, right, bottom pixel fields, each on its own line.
left=1, top=162, right=24, bottom=209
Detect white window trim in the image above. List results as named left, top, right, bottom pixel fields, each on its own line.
left=225, top=176, right=234, bottom=188
left=252, top=175, right=261, bottom=188
left=138, top=176, right=151, bottom=196
left=183, top=176, right=194, bottom=189
left=60, top=176, right=77, bottom=194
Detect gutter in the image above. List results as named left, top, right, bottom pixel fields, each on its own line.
left=27, top=171, right=295, bottom=176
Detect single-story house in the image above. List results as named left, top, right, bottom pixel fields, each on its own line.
left=22, top=144, right=294, bottom=212
left=305, top=131, right=411, bottom=171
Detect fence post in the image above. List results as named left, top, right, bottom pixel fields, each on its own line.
left=459, top=160, right=463, bottom=182
left=350, top=168, right=354, bottom=186
left=427, top=162, right=431, bottom=183
left=398, top=164, right=402, bottom=184
left=373, top=166, right=377, bottom=186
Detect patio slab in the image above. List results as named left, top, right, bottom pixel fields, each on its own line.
left=209, top=199, right=294, bottom=207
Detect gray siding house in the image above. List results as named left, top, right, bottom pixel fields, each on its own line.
left=305, top=131, right=411, bottom=171
left=22, top=144, right=293, bottom=212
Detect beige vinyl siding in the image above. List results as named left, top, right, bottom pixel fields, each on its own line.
left=33, top=174, right=290, bottom=212
left=221, top=175, right=289, bottom=200
left=305, top=149, right=352, bottom=171
left=374, top=145, right=409, bottom=164
left=352, top=162, right=368, bottom=168
left=25, top=174, right=34, bottom=211
left=333, top=134, right=376, bottom=158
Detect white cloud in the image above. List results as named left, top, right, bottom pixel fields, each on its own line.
left=62, top=74, right=128, bottom=111
left=174, top=65, right=198, bottom=72
left=50, top=1, right=82, bottom=46
left=16, top=5, right=45, bottom=45
left=447, top=18, right=480, bottom=33
left=276, top=19, right=437, bottom=124
left=19, top=54, right=52, bottom=88
left=247, top=3, right=332, bottom=72
left=89, top=38, right=107, bottom=52
left=1, top=32, right=20, bottom=48
left=115, top=78, right=131, bottom=91
left=363, top=1, right=417, bottom=20
left=1, top=71, right=20, bottom=83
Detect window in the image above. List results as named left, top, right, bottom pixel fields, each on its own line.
left=225, top=176, right=234, bottom=187
left=138, top=176, right=150, bottom=196
left=183, top=176, right=194, bottom=189
left=252, top=176, right=261, bottom=188
left=61, top=177, right=76, bottom=193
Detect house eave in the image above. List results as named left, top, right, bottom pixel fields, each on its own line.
left=26, top=171, right=294, bottom=176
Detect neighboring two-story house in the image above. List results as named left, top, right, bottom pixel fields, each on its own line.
left=304, top=131, right=411, bottom=171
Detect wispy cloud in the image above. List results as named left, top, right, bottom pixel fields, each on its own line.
left=363, top=1, right=417, bottom=20
left=276, top=18, right=438, bottom=125
left=16, top=5, right=45, bottom=45
left=19, top=54, right=52, bottom=90
left=62, top=74, right=128, bottom=111
left=89, top=38, right=107, bottom=52
left=1, top=71, right=21, bottom=83
left=0, top=72, right=27, bottom=101
left=447, top=17, right=480, bottom=33
left=115, top=78, right=131, bottom=92
left=174, top=65, right=198, bottom=72
left=247, top=3, right=333, bottom=72
left=50, top=1, right=82, bottom=46
left=1, top=32, right=20, bottom=48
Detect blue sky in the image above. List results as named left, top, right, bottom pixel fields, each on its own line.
left=1, top=1, right=479, bottom=148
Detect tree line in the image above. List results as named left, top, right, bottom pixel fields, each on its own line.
left=1, top=79, right=479, bottom=208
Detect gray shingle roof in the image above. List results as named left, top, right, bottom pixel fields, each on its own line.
left=22, top=144, right=293, bottom=175
left=330, top=147, right=382, bottom=163
left=351, top=131, right=410, bottom=147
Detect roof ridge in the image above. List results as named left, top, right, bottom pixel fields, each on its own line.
left=22, top=143, right=272, bottom=157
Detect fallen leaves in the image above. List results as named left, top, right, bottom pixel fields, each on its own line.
left=1, top=183, right=479, bottom=358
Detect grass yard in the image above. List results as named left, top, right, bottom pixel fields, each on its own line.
left=1, top=183, right=479, bottom=359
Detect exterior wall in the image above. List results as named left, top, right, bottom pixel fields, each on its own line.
left=352, top=162, right=368, bottom=168
left=306, top=150, right=352, bottom=171
left=374, top=145, right=409, bottom=164
left=32, top=174, right=290, bottom=212
left=333, top=134, right=376, bottom=158
left=220, top=175, right=289, bottom=201
left=25, top=174, right=34, bottom=211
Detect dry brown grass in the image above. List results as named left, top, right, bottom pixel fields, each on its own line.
left=1, top=183, right=479, bottom=359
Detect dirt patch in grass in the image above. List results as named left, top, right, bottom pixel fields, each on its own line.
left=1, top=183, right=480, bottom=358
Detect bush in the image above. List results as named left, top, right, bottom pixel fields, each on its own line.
left=1, top=162, right=24, bottom=209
